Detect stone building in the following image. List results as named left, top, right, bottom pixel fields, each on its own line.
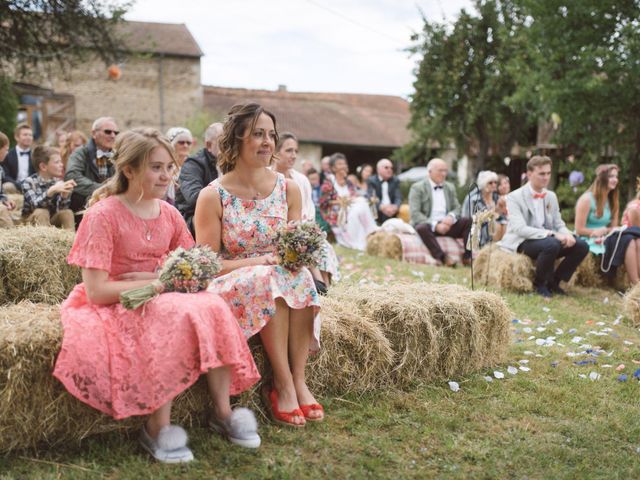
left=10, top=21, right=203, bottom=141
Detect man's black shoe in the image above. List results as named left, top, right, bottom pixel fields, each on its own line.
left=550, top=283, right=567, bottom=296
left=535, top=286, right=553, bottom=299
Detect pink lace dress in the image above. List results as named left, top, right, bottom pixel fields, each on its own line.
left=53, top=196, right=260, bottom=420
left=207, top=173, right=321, bottom=351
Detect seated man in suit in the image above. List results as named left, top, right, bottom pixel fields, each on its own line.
left=367, top=158, right=401, bottom=225
left=499, top=155, right=588, bottom=298
left=64, top=116, right=118, bottom=215
left=176, top=122, right=222, bottom=235
left=409, top=158, right=471, bottom=267
left=2, top=123, right=35, bottom=193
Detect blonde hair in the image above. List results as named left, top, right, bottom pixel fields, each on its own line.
left=61, top=130, right=88, bottom=168
left=0, top=131, right=8, bottom=149
left=218, top=103, right=278, bottom=174
left=88, top=128, right=176, bottom=207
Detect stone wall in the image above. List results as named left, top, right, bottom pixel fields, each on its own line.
left=14, top=53, right=202, bottom=136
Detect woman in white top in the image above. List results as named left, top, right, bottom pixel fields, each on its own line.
left=273, top=133, right=340, bottom=286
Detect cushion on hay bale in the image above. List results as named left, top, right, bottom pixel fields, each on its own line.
left=473, top=244, right=534, bottom=292
left=366, top=231, right=464, bottom=265
left=623, top=283, right=640, bottom=327
left=0, top=226, right=80, bottom=304
left=328, top=282, right=511, bottom=387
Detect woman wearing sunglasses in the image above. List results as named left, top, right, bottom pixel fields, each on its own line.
left=461, top=170, right=508, bottom=248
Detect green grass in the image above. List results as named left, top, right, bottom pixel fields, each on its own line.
left=2, top=247, right=640, bottom=479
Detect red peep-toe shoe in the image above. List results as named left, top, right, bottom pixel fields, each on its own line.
left=299, top=403, right=324, bottom=422
left=263, top=385, right=306, bottom=428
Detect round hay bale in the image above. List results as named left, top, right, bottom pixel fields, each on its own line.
left=568, top=253, right=605, bottom=288
left=0, top=226, right=80, bottom=304
left=623, top=283, right=640, bottom=327
left=472, top=244, right=534, bottom=292
left=366, top=231, right=391, bottom=257
left=328, top=282, right=511, bottom=387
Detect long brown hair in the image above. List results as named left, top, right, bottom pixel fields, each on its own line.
left=87, top=128, right=176, bottom=207
left=217, top=103, right=278, bottom=174
left=60, top=130, right=88, bottom=168
left=589, top=164, right=619, bottom=220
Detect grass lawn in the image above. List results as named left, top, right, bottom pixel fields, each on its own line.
left=2, top=246, right=640, bottom=479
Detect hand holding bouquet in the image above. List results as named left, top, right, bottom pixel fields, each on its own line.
left=120, top=245, right=222, bottom=310
left=275, top=221, right=325, bottom=270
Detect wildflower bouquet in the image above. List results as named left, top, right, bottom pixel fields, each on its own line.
left=120, top=245, right=222, bottom=310
left=275, top=221, right=325, bottom=270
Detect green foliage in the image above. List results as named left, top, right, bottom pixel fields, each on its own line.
left=0, top=0, right=131, bottom=75
left=0, top=76, right=18, bottom=140
left=508, top=0, right=640, bottom=198
left=184, top=110, right=224, bottom=144
left=408, top=0, right=535, bottom=173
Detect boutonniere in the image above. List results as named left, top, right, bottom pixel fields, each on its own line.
left=546, top=202, right=551, bottom=213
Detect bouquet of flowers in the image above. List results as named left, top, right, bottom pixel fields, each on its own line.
left=275, top=221, right=325, bottom=270
left=337, top=196, right=352, bottom=226
left=120, top=245, right=222, bottom=310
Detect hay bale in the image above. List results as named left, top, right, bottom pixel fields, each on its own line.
left=7, top=193, right=23, bottom=223
left=366, top=231, right=403, bottom=261
left=473, top=244, right=534, bottom=292
left=328, top=282, right=511, bottom=387
left=0, top=226, right=80, bottom=304
left=623, top=283, right=640, bottom=327
left=567, top=253, right=605, bottom=288
left=309, top=295, right=394, bottom=394
left=0, top=296, right=393, bottom=453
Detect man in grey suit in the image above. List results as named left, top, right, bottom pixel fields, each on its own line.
left=409, top=158, right=472, bottom=267
left=499, top=155, right=588, bottom=298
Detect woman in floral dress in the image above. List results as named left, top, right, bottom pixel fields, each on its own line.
left=195, top=103, right=323, bottom=427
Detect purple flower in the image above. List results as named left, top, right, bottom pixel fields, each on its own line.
left=569, top=171, right=584, bottom=188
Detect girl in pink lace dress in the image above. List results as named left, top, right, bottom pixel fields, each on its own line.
left=195, top=103, right=323, bottom=427
left=53, top=128, right=261, bottom=463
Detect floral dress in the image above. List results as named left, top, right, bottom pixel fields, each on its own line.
left=53, top=196, right=260, bottom=420
left=207, top=173, right=321, bottom=351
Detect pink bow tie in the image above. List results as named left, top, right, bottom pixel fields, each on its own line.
left=532, top=192, right=546, bottom=199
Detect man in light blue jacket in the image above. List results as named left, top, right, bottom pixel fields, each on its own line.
left=499, top=155, right=588, bottom=298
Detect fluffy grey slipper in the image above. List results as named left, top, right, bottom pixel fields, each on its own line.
left=139, top=425, right=194, bottom=463
left=210, top=407, right=261, bottom=449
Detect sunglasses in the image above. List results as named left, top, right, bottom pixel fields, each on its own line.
left=102, top=129, right=120, bottom=136
left=176, top=140, right=192, bottom=146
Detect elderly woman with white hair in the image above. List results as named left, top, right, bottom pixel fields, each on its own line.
left=461, top=170, right=508, bottom=248
left=165, top=127, right=194, bottom=204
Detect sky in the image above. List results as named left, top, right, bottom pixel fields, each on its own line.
left=125, top=0, right=473, bottom=98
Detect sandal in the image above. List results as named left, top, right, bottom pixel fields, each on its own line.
left=209, top=407, right=261, bottom=449
left=299, top=403, right=324, bottom=422
left=139, top=424, right=194, bottom=463
left=262, top=385, right=306, bottom=428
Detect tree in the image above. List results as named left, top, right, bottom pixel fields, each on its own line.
left=508, top=0, right=640, bottom=199
left=0, top=0, right=131, bottom=75
left=0, top=75, right=18, bottom=137
left=407, top=0, right=534, bottom=176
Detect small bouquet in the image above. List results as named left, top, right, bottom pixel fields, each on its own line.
left=120, top=245, right=222, bottom=310
left=337, top=196, right=352, bottom=226
left=275, top=221, right=325, bottom=270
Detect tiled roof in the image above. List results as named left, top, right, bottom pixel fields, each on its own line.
left=116, top=21, right=203, bottom=58
left=203, top=86, right=411, bottom=148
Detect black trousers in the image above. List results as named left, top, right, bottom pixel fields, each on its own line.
left=518, top=236, right=589, bottom=288
left=415, top=217, right=472, bottom=261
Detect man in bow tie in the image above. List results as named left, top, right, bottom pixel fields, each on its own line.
left=409, top=158, right=472, bottom=267
left=65, top=116, right=118, bottom=217
left=367, top=158, right=402, bottom=225
left=1, top=123, right=35, bottom=193
left=499, top=155, right=588, bottom=298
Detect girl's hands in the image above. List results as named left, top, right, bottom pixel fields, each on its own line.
left=254, top=254, right=278, bottom=266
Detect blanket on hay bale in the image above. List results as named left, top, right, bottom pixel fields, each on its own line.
left=0, top=226, right=79, bottom=304
left=366, top=231, right=465, bottom=266
left=0, top=284, right=510, bottom=453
